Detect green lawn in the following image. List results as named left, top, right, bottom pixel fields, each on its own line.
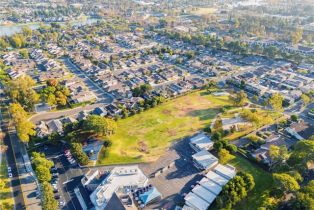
left=230, top=155, right=273, bottom=210
left=0, top=153, right=14, bottom=210
left=97, top=91, right=232, bottom=165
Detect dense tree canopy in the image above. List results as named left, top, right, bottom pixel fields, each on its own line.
left=83, top=115, right=117, bottom=137
left=6, top=75, right=39, bottom=111
left=288, top=140, right=314, bottom=173
left=41, top=182, right=58, bottom=210
left=268, top=93, right=284, bottom=112
left=273, top=173, right=300, bottom=193
left=230, top=90, right=248, bottom=107
left=216, top=172, right=255, bottom=209
left=40, top=79, right=70, bottom=106
left=70, top=142, right=89, bottom=166
left=9, top=103, right=35, bottom=143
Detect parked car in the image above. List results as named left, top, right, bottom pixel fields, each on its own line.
left=8, top=173, right=13, bottom=178
left=58, top=201, right=65, bottom=207
left=7, top=166, right=11, bottom=173
left=54, top=194, right=61, bottom=200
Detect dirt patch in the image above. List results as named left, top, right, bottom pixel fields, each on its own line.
left=167, top=129, right=177, bottom=136
left=137, top=141, right=149, bottom=153
left=120, top=150, right=128, bottom=156
left=162, top=109, right=172, bottom=115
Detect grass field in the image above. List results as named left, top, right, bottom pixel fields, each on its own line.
left=191, top=7, right=218, bottom=16
left=0, top=153, right=14, bottom=210
left=97, top=91, right=232, bottom=165
left=230, top=156, right=273, bottom=210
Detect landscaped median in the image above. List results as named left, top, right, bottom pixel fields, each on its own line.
left=97, top=90, right=233, bottom=165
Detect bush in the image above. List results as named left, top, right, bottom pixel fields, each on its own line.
left=103, top=139, right=112, bottom=147
left=203, top=126, right=212, bottom=134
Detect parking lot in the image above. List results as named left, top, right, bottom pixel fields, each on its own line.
left=140, top=138, right=202, bottom=210
left=33, top=143, right=92, bottom=210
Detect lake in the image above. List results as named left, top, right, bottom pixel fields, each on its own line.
left=0, top=18, right=99, bottom=37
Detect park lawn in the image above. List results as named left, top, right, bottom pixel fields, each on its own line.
left=0, top=154, right=14, bottom=210
left=230, top=155, right=273, bottom=210
left=97, top=91, right=232, bottom=165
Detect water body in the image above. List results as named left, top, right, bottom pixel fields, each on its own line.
left=0, top=18, right=99, bottom=37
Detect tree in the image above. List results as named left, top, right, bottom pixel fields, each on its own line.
left=291, top=28, right=303, bottom=46
left=291, top=115, right=298, bottom=122
left=35, top=165, right=52, bottom=183
left=9, top=103, right=35, bottom=143
left=41, top=182, right=58, bottom=210
left=212, top=132, right=222, bottom=141
left=0, top=38, right=9, bottom=49
left=218, top=148, right=235, bottom=164
left=132, top=84, right=152, bottom=97
left=70, top=143, right=89, bottom=165
left=213, top=116, right=223, bottom=133
left=216, top=173, right=255, bottom=209
left=301, top=94, right=310, bottom=106
left=22, top=26, right=32, bottom=38
left=269, top=145, right=289, bottom=171
left=287, top=192, right=314, bottom=210
left=31, top=152, right=54, bottom=169
left=19, top=49, right=29, bottom=59
left=288, top=140, right=314, bottom=173
left=83, top=115, right=117, bottom=137
left=273, top=173, right=300, bottom=193
left=6, top=75, right=39, bottom=111
left=10, top=34, right=26, bottom=48
left=230, top=91, right=247, bottom=106
left=268, top=93, right=284, bottom=111
left=252, top=95, right=259, bottom=103
left=238, top=172, right=255, bottom=191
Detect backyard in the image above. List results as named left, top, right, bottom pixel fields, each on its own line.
left=97, top=91, right=232, bottom=165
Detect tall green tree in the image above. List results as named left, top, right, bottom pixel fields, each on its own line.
left=273, top=173, right=300, bottom=193
left=230, top=90, right=248, bottom=106
left=268, top=93, right=284, bottom=112
left=83, top=115, right=117, bottom=137
left=9, top=103, right=35, bottom=143
left=6, top=75, right=39, bottom=111
left=41, top=182, right=58, bottom=210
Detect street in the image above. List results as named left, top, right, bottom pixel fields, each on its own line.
left=0, top=94, right=41, bottom=210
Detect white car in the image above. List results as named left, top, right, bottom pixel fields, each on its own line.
left=58, top=201, right=65, bottom=207
left=8, top=173, right=13, bottom=178
left=69, top=159, right=76, bottom=164
left=7, top=166, right=11, bottom=173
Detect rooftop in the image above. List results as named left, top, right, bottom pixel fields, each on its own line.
left=90, top=165, right=148, bottom=210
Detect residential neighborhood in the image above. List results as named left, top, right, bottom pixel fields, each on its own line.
left=0, top=1, right=314, bottom=210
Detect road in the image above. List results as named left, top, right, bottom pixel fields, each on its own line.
left=0, top=96, right=41, bottom=210
left=62, top=58, right=114, bottom=104
left=29, top=103, right=102, bottom=124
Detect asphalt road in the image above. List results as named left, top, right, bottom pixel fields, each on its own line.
left=62, top=58, right=114, bottom=104
left=3, top=132, right=25, bottom=210
left=29, top=103, right=102, bottom=124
